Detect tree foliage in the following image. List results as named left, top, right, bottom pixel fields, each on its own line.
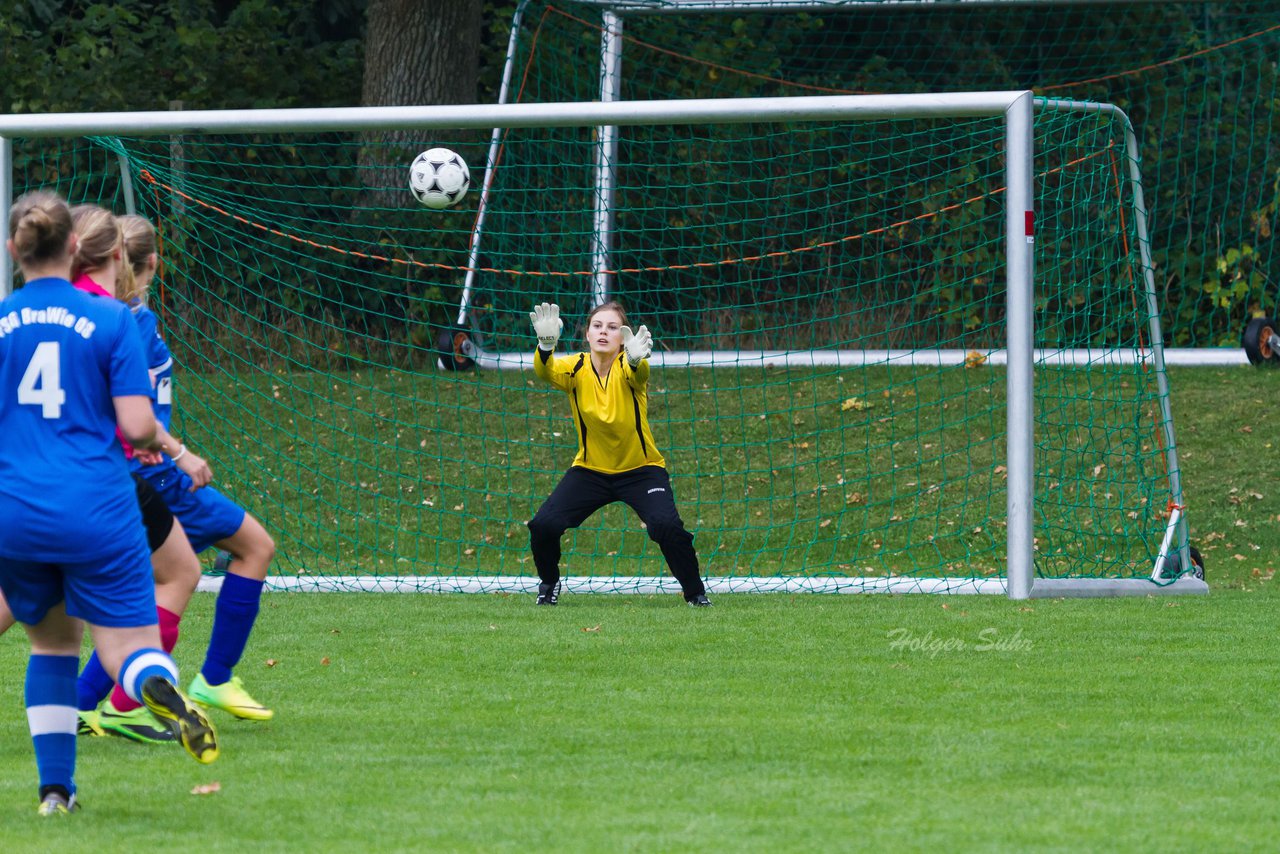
left=0, top=0, right=365, bottom=114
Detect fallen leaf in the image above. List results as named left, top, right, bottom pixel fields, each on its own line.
left=191, top=782, right=221, bottom=795
left=582, top=625, right=602, bottom=633
left=265, top=659, right=278, bottom=667
left=320, top=657, right=330, bottom=666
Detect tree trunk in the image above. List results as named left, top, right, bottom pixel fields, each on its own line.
left=359, top=0, right=483, bottom=205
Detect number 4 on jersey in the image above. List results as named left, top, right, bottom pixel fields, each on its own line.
left=17, top=341, right=66, bottom=419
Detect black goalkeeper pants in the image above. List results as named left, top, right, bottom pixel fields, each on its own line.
left=527, top=465, right=705, bottom=597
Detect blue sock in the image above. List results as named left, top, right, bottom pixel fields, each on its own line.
left=26, top=654, right=79, bottom=797
left=202, top=573, right=264, bottom=685
left=77, top=650, right=114, bottom=712
left=118, top=648, right=179, bottom=703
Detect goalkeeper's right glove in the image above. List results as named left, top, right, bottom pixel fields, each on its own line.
left=529, top=302, right=563, bottom=351
left=620, top=324, right=652, bottom=367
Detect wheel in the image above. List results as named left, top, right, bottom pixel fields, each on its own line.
left=1241, top=317, right=1280, bottom=366
left=436, top=325, right=477, bottom=372
left=1159, top=545, right=1205, bottom=580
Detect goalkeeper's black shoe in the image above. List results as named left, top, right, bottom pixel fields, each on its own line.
left=535, top=582, right=559, bottom=605
left=686, top=593, right=712, bottom=607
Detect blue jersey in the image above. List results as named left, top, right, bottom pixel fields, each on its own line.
left=128, top=302, right=177, bottom=476
left=0, top=277, right=153, bottom=561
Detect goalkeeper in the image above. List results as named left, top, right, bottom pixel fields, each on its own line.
left=527, top=301, right=710, bottom=607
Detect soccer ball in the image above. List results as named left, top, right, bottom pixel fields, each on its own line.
left=409, top=148, right=470, bottom=210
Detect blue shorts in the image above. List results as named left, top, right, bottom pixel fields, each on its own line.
left=0, top=527, right=157, bottom=628
left=140, top=468, right=247, bottom=554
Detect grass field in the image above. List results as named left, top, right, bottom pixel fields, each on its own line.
left=180, top=358, right=1189, bottom=582
left=2, top=365, right=1279, bottom=850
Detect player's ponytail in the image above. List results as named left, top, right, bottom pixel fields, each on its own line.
left=116, top=244, right=140, bottom=304
left=9, top=191, right=73, bottom=267
left=119, top=214, right=159, bottom=304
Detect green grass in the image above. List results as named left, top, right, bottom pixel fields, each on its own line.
left=179, top=360, right=1197, bottom=581
left=3, top=591, right=1280, bottom=851
left=2, top=365, right=1280, bottom=849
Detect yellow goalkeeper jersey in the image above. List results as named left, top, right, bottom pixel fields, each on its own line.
left=534, top=348, right=666, bottom=474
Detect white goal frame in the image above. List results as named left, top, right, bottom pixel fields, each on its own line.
left=0, top=92, right=1205, bottom=599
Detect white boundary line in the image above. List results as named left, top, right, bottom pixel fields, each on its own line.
left=196, top=574, right=1207, bottom=597
left=472, top=348, right=1252, bottom=369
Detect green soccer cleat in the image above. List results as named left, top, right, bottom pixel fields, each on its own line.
left=189, top=673, right=274, bottom=721
left=37, top=791, right=79, bottom=816
left=98, top=700, right=177, bottom=744
left=140, top=676, right=219, bottom=764
left=77, top=709, right=106, bottom=737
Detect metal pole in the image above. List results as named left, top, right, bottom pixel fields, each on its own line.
left=591, top=10, right=625, bottom=307
left=0, top=136, right=11, bottom=296
left=455, top=0, right=533, bottom=327
left=1038, top=98, right=1190, bottom=579
left=118, top=152, right=138, bottom=216
left=598, top=0, right=1192, bottom=12
left=170, top=100, right=185, bottom=218
left=1123, top=111, right=1191, bottom=576
left=1004, top=91, right=1035, bottom=600
left=0, top=93, right=1036, bottom=137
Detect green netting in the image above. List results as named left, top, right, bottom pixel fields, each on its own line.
left=10, top=0, right=1240, bottom=593
left=9, top=93, right=1176, bottom=593
left=508, top=0, right=1279, bottom=348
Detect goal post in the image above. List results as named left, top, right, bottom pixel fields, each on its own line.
left=0, top=92, right=1204, bottom=599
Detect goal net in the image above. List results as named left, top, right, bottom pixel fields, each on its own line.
left=1, top=91, right=1201, bottom=597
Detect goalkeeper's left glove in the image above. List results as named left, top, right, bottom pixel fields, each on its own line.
left=620, top=324, right=652, bottom=367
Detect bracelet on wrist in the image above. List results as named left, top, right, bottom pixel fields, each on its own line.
left=171, top=444, right=188, bottom=463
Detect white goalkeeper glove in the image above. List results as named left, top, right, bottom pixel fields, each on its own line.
left=529, top=302, right=563, bottom=351
left=620, top=324, right=652, bottom=367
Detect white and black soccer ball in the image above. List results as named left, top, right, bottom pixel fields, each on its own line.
left=409, top=148, right=470, bottom=210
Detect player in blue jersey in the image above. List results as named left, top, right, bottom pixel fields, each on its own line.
left=0, top=206, right=210, bottom=744
left=527, top=301, right=710, bottom=606
left=64, top=205, right=210, bottom=743
left=0, top=191, right=218, bottom=816
left=117, top=214, right=277, bottom=722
